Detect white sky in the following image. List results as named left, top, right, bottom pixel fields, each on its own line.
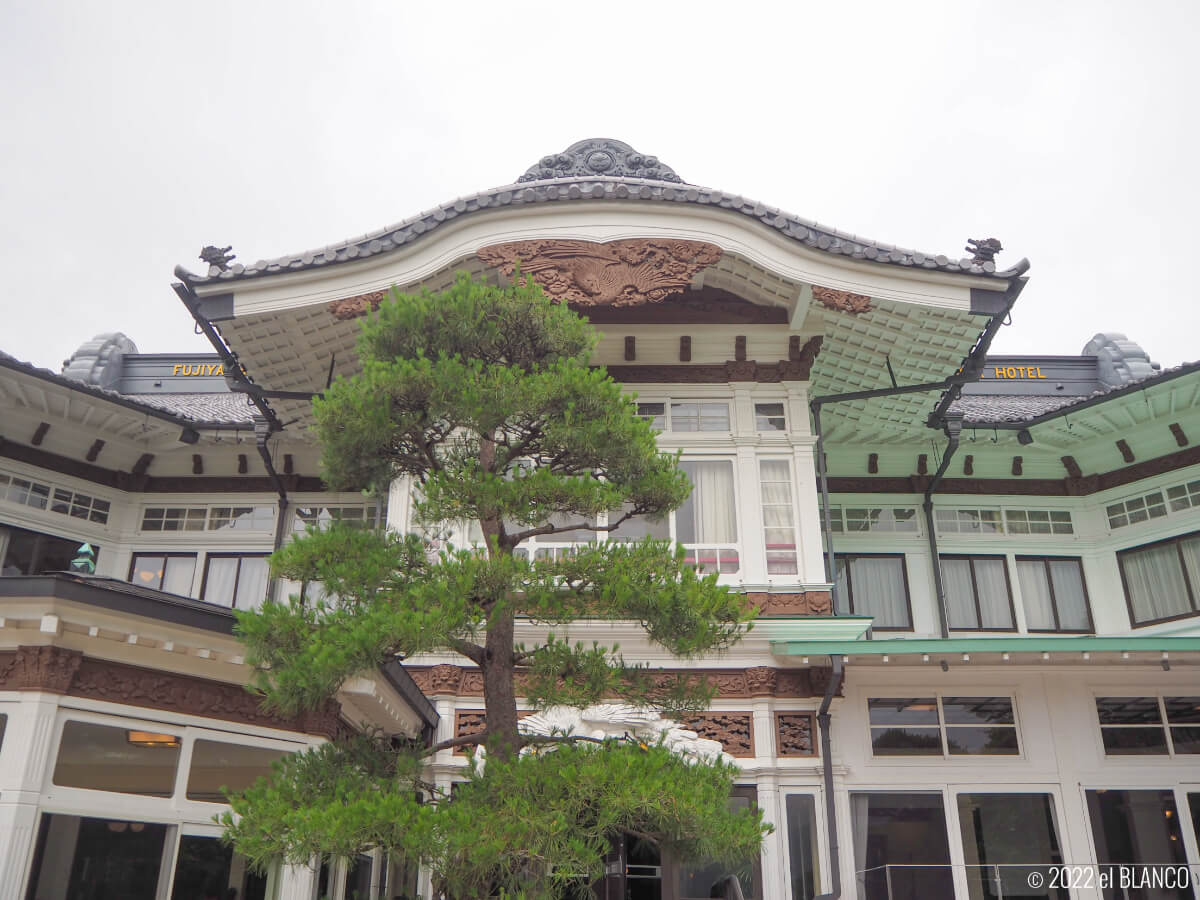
left=2, top=1, right=1198, bottom=372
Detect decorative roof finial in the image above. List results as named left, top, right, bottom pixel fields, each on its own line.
left=200, top=245, right=236, bottom=271
left=965, top=237, right=1003, bottom=265
left=517, top=139, right=685, bottom=184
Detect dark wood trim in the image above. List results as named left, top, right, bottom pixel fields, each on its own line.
left=1116, top=440, right=1135, bottom=464
left=582, top=287, right=789, bottom=325
left=963, top=454, right=973, bottom=476
left=237, top=453, right=248, bottom=474
left=1012, top=456, right=1023, bottom=476
left=132, top=453, right=154, bottom=477
left=1170, top=423, right=1188, bottom=447
left=867, top=453, right=878, bottom=474
left=679, top=336, right=691, bottom=362
left=31, top=422, right=50, bottom=446
left=85, top=439, right=104, bottom=462
left=1061, top=456, right=1082, bottom=479
left=734, top=335, right=747, bottom=362
left=917, top=454, right=928, bottom=476
left=827, top=443, right=1200, bottom=496
left=623, top=336, right=636, bottom=361
left=192, top=454, right=203, bottom=475
left=0, top=437, right=326, bottom=493
left=0, top=647, right=345, bottom=738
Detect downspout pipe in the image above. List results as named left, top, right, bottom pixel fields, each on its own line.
left=814, top=654, right=845, bottom=900
left=922, top=414, right=963, bottom=639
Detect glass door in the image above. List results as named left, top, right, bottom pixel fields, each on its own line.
left=168, top=826, right=270, bottom=900
left=24, top=813, right=172, bottom=900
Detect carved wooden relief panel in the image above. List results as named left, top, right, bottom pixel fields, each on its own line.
left=476, top=239, right=722, bottom=307
left=682, top=712, right=754, bottom=757
left=811, top=286, right=872, bottom=315
left=776, top=711, right=817, bottom=757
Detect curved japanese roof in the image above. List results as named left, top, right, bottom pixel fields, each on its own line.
left=175, top=138, right=1025, bottom=285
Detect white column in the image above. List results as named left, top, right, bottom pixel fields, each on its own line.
left=756, top=777, right=787, bottom=900
left=0, top=693, right=60, bottom=900
left=275, top=862, right=317, bottom=899
left=387, top=476, right=413, bottom=534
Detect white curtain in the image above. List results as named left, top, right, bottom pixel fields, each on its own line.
left=162, top=557, right=196, bottom=597
left=1017, top=561, right=1057, bottom=630
left=973, top=558, right=1013, bottom=629
left=851, top=794, right=871, bottom=885
left=850, top=558, right=909, bottom=627
left=1122, top=544, right=1192, bottom=622
left=235, top=557, right=271, bottom=610
left=203, top=557, right=238, bottom=607
left=679, top=462, right=736, bottom=544
left=1048, top=560, right=1090, bottom=630
left=940, top=559, right=978, bottom=629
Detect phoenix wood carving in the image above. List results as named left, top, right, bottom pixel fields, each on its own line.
left=476, top=239, right=722, bottom=307
left=811, top=285, right=873, bottom=315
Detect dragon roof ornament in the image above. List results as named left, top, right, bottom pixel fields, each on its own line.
left=518, top=138, right=684, bottom=184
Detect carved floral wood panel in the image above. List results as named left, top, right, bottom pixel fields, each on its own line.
left=776, top=712, right=817, bottom=757
left=682, top=712, right=754, bottom=757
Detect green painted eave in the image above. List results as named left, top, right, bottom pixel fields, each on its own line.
left=770, top=635, right=1200, bottom=656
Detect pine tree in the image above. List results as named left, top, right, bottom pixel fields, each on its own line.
left=224, top=273, right=766, bottom=898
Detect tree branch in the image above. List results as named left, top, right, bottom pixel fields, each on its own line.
left=430, top=731, right=491, bottom=754
left=447, top=636, right=486, bottom=666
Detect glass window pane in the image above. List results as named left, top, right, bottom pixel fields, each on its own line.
left=973, top=559, right=1013, bottom=629
left=1048, top=559, right=1090, bottom=630
left=27, top=814, right=168, bottom=900
left=607, top=506, right=670, bottom=542
left=677, top=461, right=737, bottom=545
left=946, top=726, right=1019, bottom=755
left=1017, top=560, right=1056, bottom=631
left=677, top=790, right=758, bottom=899
left=942, top=558, right=979, bottom=629
left=871, top=727, right=943, bottom=755
left=171, top=834, right=268, bottom=900
left=1100, top=727, right=1169, bottom=755
left=1097, top=697, right=1162, bottom=724
left=53, top=720, right=181, bottom=796
left=786, top=795, right=819, bottom=900
left=868, top=698, right=940, bottom=726
left=1163, top=696, right=1200, bottom=724
left=942, top=697, right=1014, bottom=725
left=187, top=739, right=289, bottom=802
left=1170, top=726, right=1200, bottom=754
left=851, top=793, right=953, bottom=900
left=1087, top=789, right=1189, bottom=898
left=129, top=555, right=166, bottom=590
left=957, top=794, right=1066, bottom=900
left=755, top=402, right=786, bottom=431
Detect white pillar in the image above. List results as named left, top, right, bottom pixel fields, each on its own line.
left=0, top=693, right=61, bottom=900
left=756, top=777, right=787, bottom=900
left=276, top=862, right=317, bottom=899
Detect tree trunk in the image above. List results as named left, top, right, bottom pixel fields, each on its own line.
left=483, top=607, right=520, bottom=761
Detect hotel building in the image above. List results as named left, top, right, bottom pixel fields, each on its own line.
left=2, top=139, right=1198, bottom=900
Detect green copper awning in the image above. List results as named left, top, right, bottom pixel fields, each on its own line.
left=760, top=616, right=874, bottom=642
left=770, top=635, right=1200, bottom=657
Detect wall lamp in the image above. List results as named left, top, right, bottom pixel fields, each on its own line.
left=179, top=427, right=200, bottom=445
left=1016, top=429, right=1034, bottom=445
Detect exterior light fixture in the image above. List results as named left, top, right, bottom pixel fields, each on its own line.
left=126, top=730, right=179, bottom=748
left=179, top=427, right=200, bottom=444
left=1016, top=429, right=1034, bottom=445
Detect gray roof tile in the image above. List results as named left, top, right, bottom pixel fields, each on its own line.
left=177, top=138, right=1024, bottom=286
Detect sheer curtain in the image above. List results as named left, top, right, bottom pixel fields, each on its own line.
left=1122, top=544, right=1191, bottom=623
left=235, top=557, right=271, bottom=610
left=974, top=558, right=1013, bottom=629
left=851, top=794, right=871, bottom=890
left=1017, top=561, right=1056, bottom=631
left=850, top=558, right=909, bottom=628
left=679, top=461, right=737, bottom=543
left=203, top=557, right=238, bottom=607
left=941, top=559, right=977, bottom=629
left=1048, top=560, right=1090, bottom=630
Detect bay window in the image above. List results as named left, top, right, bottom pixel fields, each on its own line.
left=610, top=459, right=739, bottom=574
left=201, top=554, right=270, bottom=609
left=759, top=459, right=798, bottom=575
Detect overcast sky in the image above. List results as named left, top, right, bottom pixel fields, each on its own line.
left=3, top=1, right=1197, bottom=373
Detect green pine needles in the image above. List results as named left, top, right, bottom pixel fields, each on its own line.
left=226, top=273, right=766, bottom=897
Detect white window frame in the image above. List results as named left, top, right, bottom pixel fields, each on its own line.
left=865, top=693, right=1024, bottom=761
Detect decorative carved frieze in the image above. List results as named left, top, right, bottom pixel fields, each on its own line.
left=7, top=645, right=83, bottom=693
left=328, top=288, right=389, bottom=321
left=682, top=712, right=754, bottom=757
left=517, top=139, right=684, bottom=184
left=776, top=712, right=817, bottom=757
left=476, top=239, right=722, bottom=307
left=409, top=665, right=835, bottom=700
left=811, top=286, right=873, bottom=315
left=453, top=709, right=488, bottom=754
left=0, top=648, right=345, bottom=738
left=746, top=591, right=832, bottom=616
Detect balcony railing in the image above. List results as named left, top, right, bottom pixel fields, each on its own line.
left=855, top=863, right=1200, bottom=900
